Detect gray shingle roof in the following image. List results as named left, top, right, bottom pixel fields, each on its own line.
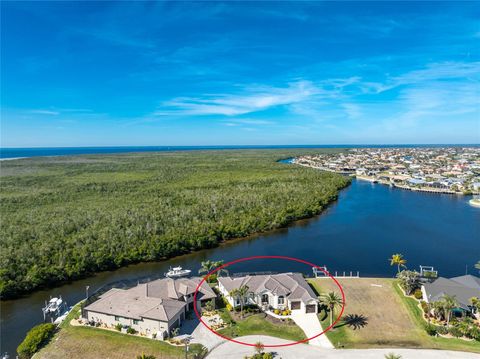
left=423, top=275, right=480, bottom=310
left=218, top=272, right=317, bottom=303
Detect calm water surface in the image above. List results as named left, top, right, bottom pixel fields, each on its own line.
left=1, top=180, right=479, bottom=354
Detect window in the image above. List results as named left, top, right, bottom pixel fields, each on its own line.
left=278, top=296, right=285, bottom=305
left=133, top=319, right=139, bottom=325
left=115, top=316, right=120, bottom=321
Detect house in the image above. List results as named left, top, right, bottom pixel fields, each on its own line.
left=82, top=277, right=216, bottom=338
left=218, top=272, right=318, bottom=314
left=421, top=275, right=480, bottom=317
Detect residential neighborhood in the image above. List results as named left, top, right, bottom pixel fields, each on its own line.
left=294, top=147, right=480, bottom=194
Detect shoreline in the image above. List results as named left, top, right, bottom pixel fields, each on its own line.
left=0, top=179, right=351, bottom=301
left=293, top=161, right=478, bottom=197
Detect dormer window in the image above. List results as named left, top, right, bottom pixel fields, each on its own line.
left=278, top=296, right=285, bottom=305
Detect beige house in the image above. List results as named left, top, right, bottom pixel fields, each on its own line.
left=218, top=272, right=318, bottom=314
left=83, top=277, right=216, bottom=338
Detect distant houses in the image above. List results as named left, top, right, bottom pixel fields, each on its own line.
left=218, top=272, right=319, bottom=314
left=82, top=277, right=215, bottom=339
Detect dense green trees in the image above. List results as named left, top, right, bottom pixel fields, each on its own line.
left=0, top=150, right=349, bottom=298
left=17, top=323, right=55, bottom=358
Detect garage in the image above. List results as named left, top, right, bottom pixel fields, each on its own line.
left=290, top=301, right=301, bottom=310
left=305, top=304, right=317, bottom=313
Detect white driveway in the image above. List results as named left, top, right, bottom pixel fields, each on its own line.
left=206, top=335, right=479, bottom=359
left=179, top=317, right=225, bottom=351
left=290, top=311, right=334, bottom=348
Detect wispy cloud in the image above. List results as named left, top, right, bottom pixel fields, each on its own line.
left=154, top=81, right=320, bottom=116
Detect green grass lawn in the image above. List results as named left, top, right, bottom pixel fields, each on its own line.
left=36, top=302, right=205, bottom=359
left=217, top=309, right=306, bottom=342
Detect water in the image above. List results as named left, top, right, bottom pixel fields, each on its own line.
left=1, top=179, right=479, bottom=354
left=1, top=144, right=478, bottom=159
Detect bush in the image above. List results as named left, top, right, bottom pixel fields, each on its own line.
left=226, top=304, right=233, bottom=312
left=436, top=326, right=448, bottom=335
left=263, top=353, right=274, bottom=359
left=425, top=324, right=437, bottom=336
left=17, top=323, right=56, bottom=359
left=413, top=289, right=423, bottom=300
left=274, top=309, right=280, bottom=315
left=126, top=327, right=137, bottom=335
left=115, top=323, right=123, bottom=331
left=448, top=326, right=462, bottom=338
left=420, top=301, right=429, bottom=313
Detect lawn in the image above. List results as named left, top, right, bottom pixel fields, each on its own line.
left=308, top=278, right=480, bottom=353
left=217, top=310, right=306, bottom=342
left=36, top=303, right=205, bottom=359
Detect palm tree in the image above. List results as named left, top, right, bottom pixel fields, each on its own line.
left=389, top=254, right=407, bottom=274
left=441, top=294, right=458, bottom=327
left=319, top=291, right=343, bottom=327
left=384, top=353, right=402, bottom=359
left=198, top=260, right=226, bottom=282
left=136, top=353, right=156, bottom=359
left=254, top=341, right=264, bottom=355
left=230, top=284, right=250, bottom=318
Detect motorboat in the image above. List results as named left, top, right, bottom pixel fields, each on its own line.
left=165, top=266, right=191, bottom=278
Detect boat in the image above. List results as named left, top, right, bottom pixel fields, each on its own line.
left=469, top=195, right=480, bottom=208
left=43, top=297, right=63, bottom=314
left=165, top=266, right=191, bottom=278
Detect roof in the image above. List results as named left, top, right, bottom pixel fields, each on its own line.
left=423, top=275, right=480, bottom=310
left=84, top=276, right=215, bottom=322
left=218, top=272, right=317, bottom=304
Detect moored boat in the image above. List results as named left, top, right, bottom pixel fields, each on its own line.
left=165, top=266, right=191, bottom=278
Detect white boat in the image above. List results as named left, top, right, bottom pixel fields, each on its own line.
left=469, top=195, right=480, bottom=208
left=165, top=266, right=191, bottom=278
left=43, top=297, right=63, bottom=314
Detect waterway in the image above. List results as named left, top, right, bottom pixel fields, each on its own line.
left=1, top=179, right=479, bottom=355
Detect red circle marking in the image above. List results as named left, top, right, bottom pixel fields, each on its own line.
left=193, top=255, right=346, bottom=347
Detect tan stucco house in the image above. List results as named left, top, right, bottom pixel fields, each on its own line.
left=83, top=277, right=216, bottom=338
left=218, top=272, right=318, bottom=314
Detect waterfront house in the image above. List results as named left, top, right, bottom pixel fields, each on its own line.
left=421, top=275, right=480, bottom=317
left=218, top=272, right=319, bottom=314
left=83, top=277, right=216, bottom=338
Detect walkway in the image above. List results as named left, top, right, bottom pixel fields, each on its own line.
left=179, top=317, right=225, bottom=351
left=290, top=311, right=334, bottom=348
left=207, top=335, right=480, bottom=359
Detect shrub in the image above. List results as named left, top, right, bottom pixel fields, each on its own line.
left=17, top=323, right=56, bottom=359
left=226, top=304, right=233, bottom=312
left=274, top=309, right=280, bottom=315
left=263, top=353, right=274, bottom=359
left=424, top=324, right=437, bottom=336
left=126, top=327, right=137, bottom=335
left=448, top=326, right=462, bottom=338
left=115, top=323, right=123, bottom=331
left=436, top=326, right=448, bottom=335
left=413, top=289, right=423, bottom=300
left=420, top=301, right=429, bottom=313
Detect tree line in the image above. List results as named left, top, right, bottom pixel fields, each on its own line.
left=0, top=149, right=349, bottom=298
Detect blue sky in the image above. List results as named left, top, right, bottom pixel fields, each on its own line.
left=1, top=1, right=479, bottom=147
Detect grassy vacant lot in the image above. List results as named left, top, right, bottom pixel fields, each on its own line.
left=309, top=278, right=480, bottom=353
left=218, top=310, right=306, bottom=342
left=36, top=303, right=204, bottom=359
left=0, top=149, right=349, bottom=298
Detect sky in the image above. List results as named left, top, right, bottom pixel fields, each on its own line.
left=1, top=1, right=479, bottom=147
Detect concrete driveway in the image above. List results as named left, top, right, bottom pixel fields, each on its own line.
left=206, top=335, right=480, bottom=359
left=290, top=311, right=334, bottom=348
left=179, top=316, right=225, bottom=351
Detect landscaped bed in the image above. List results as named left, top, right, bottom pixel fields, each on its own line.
left=308, top=278, right=480, bottom=353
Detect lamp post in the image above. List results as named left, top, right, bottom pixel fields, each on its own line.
left=183, top=338, right=190, bottom=359
left=86, top=285, right=90, bottom=300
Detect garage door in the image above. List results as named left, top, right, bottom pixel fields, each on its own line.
left=306, top=304, right=316, bottom=313
left=291, top=301, right=301, bottom=310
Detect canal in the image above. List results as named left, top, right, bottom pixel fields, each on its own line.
left=1, top=179, right=479, bottom=355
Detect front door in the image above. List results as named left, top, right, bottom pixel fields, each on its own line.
left=261, top=294, right=269, bottom=304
